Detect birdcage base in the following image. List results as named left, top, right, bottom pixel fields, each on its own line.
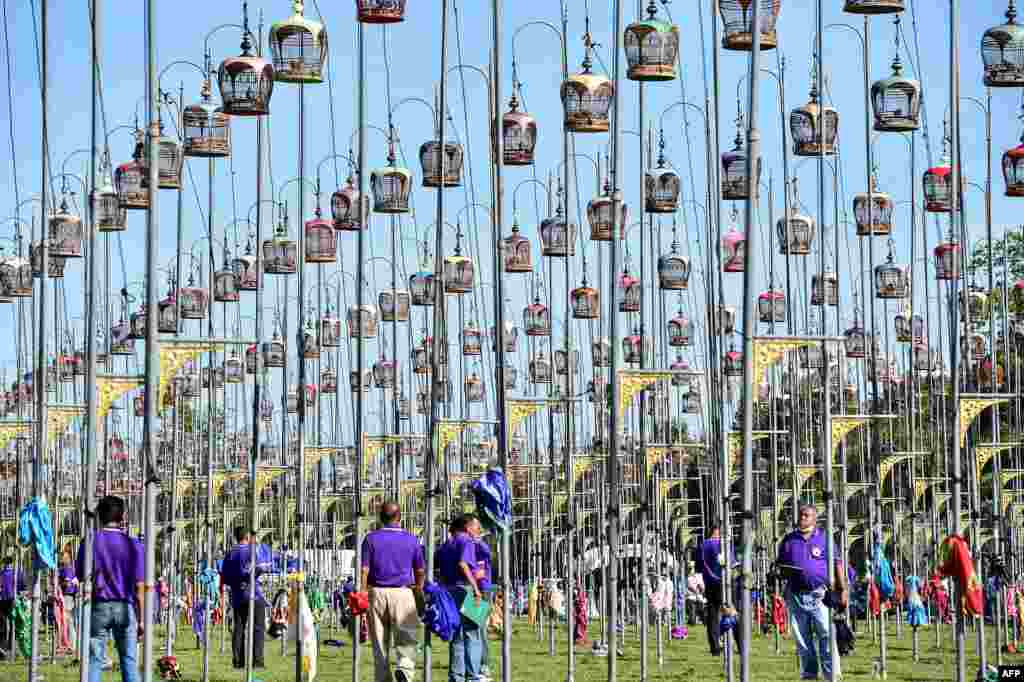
left=627, top=64, right=676, bottom=82
left=659, top=281, right=687, bottom=292
left=119, top=193, right=149, bottom=210
left=781, top=245, right=811, bottom=256
left=793, top=143, right=837, bottom=157
left=564, top=115, right=610, bottom=134
left=504, top=151, right=534, bottom=166
left=842, top=0, right=904, bottom=13
left=856, top=223, right=892, bottom=237
left=985, top=66, right=1024, bottom=88
left=97, top=221, right=127, bottom=233
left=645, top=199, right=677, bottom=214
left=184, top=138, right=231, bottom=158
left=306, top=254, right=337, bottom=264
left=373, top=202, right=411, bottom=214
left=721, top=184, right=750, bottom=201
left=541, top=247, right=575, bottom=258
left=873, top=119, right=919, bottom=133
left=722, top=31, right=777, bottom=52
left=924, top=201, right=951, bottom=214
left=1006, top=184, right=1024, bottom=198
left=422, top=176, right=462, bottom=189
left=504, top=262, right=533, bottom=274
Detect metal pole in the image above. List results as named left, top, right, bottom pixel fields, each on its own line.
left=294, top=77, right=309, bottom=682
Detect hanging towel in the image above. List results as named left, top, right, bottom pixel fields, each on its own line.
left=471, top=468, right=512, bottom=534
left=18, top=497, right=56, bottom=570
left=872, top=529, right=895, bottom=601
left=573, top=584, right=588, bottom=645
left=286, top=584, right=318, bottom=680
left=937, top=535, right=984, bottom=617
left=12, top=595, right=30, bottom=657
left=528, top=583, right=539, bottom=624
left=772, top=594, right=787, bottom=635
left=904, top=576, right=928, bottom=627
left=421, top=582, right=460, bottom=642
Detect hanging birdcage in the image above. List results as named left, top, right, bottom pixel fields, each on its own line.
left=134, top=394, right=145, bottom=417
left=623, top=332, right=653, bottom=365
left=57, top=354, right=76, bottom=383
left=138, top=128, right=184, bottom=191
left=853, top=179, right=894, bottom=236
left=263, top=332, right=286, bottom=368
left=0, top=256, right=31, bottom=297
left=492, top=322, right=519, bottom=353
left=961, top=331, right=987, bottom=361
left=777, top=205, right=814, bottom=255
left=983, top=3, right=1024, bottom=87
left=319, top=311, right=341, bottom=348
left=979, top=355, right=1006, bottom=387
left=370, top=152, right=413, bottom=214
left=372, top=359, right=396, bottom=389
left=668, top=313, right=693, bottom=347
left=224, top=352, right=244, bottom=384
left=330, top=175, right=368, bottom=231
left=684, top=387, right=702, bottom=414
left=871, top=56, right=921, bottom=132
left=409, top=271, right=435, bottom=306
left=263, top=221, right=297, bottom=275
left=114, top=133, right=148, bottom=210
left=462, top=324, right=482, bottom=356
left=217, top=16, right=274, bottom=116
left=933, top=239, right=962, bottom=280
left=592, top=337, right=612, bottom=368
left=48, top=200, right=83, bottom=259
left=320, top=367, right=337, bottom=395
left=799, top=344, right=827, bottom=370
left=524, top=298, right=551, bottom=337
left=502, top=220, right=533, bottom=273
left=378, top=288, right=411, bottom=322
left=503, top=85, right=537, bottom=165
left=1003, top=140, right=1024, bottom=197
left=29, top=244, right=66, bottom=279
left=356, top=0, right=406, bottom=23
left=874, top=251, right=910, bottom=299
left=496, top=361, right=518, bottom=392
left=304, top=215, right=337, bottom=263
left=465, top=372, right=485, bottom=403
left=723, top=350, right=743, bottom=377
left=758, top=289, right=786, bottom=323
left=286, top=387, right=300, bottom=413
left=570, top=282, right=599, bottom=319
left=960, top=287, right=991, bottom=322
left=539, top=205, right=576, bottom=257
left=658, top=251, right=690, bottom=290
left=213, top=264, right=240, bottom=303
left=618, top=270, right=641, bottom=313
left=561, top=44, right=614, bottom=133
left=587, top=183, right=628, bottom=241
left=245, top=345, right=258, bottom=374
left=231, top=249, right=259, bottom=291
left=347, top=304, right=379, bottom=339
left=910, top=342, right=935, bottom=373
left=530, top=353, right=552, bottom=385
left=180, top=366, right=202, bottom=398
left=714, top=305, right=737, bottom=335
left=721, top=227, right=746, bottom=273
left=420, top=140, right=464, bottom=188
left=201, top=366, right=225, bottom=390
left=443, top=254, right=474, bottom=294
left=554, top=349, right=579, bottom=376
left=811, top=271, right=839, bottom=307
left=412, top=337, right=447, bottom=375
left=670, top=356, right=691, bottom=387
left=110, top=320, right=134, bottom=355
left=129, top=305, right=147, bottom=339
left=718, top=0, right=781, bottom=51
left=923, top=155, right=954, bottom=213
left=624, top=4, right=679, bottom=81
left=94, top=162, right=126, bottom=231
left=157, top=293, right=178, bottom=333
left=301, top=320, right=320, bottom=359
left=721, top=117, right=761, bottom=200
left=349, top=369, right=372, bottom=394
left=178, top=286, right=209, bottom=320
left=645, top=163, right=680, bottom=214
left=260, top=398, right=274, bottom=422
left=790, top=84, right=838, bottom=157
left=182, top=86, right=231, bottom=158
left=844, top=0, right=904, bottom=13
left=894, top=311, right=924, bottom=344
left=269, top=1, right=328, bottom=84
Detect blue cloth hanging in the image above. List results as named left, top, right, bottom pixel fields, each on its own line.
left=872, top=528, right=895, bottom=600
left=18, top=497, right=55, bottom=570
left=904, top=575, right=928, bottom=627
left=470, top=468, right=512, bottom=534
left=421, top=582, right=460, bottom=642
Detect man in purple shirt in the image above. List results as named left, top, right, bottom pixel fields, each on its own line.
left=220, top=526, right=273, bottom=669
left=436, top=513, right=483, bottom=682
left=360, top=501, right=425, bottom=682
left=0, top=554, right=25, bottom=658
left=76, top=495, right=144, bottom=682
left=776, top=505, right=834, bottom=681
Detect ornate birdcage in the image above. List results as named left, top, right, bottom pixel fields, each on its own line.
left=356, top=0, right=406, bottom=23
left=410, top=271, right=435, bottom=307
left=983, top=3, right=1024, bottom=87
left=263, top=218, right=297, bottom=275
left=910, top=343, right=935, bottom=373
left=799, top=344, right=827, bottom=370
left=114, top=132, right=148, bottom=210
left=94, top=159, right=126, bottom=231
left=29, top=244, right=66, bottom=279
left=110, top=319, right=134, bottom=355
left=960, top=287, right=991, bottom=322
left=853, top=178, right=894, bottom=236
left=646, top=141, right=681, bottom=213
left=224, top=351, right=244, bottom=384
left=844, top=0, right=904, bottom=13
left=347, top=304, right=379, bottom=339
left=157, top=293, right=178, bottom=333
left=777, top=194, right=814, bottom=255
left=492, top=322, right=519, bottom=353
left=371, top=140, right=413, bottom=214
left=443, top=253, right=474, bottom=294
left=758, top=289, right=786, bottom=323
left=721, top=114, right=760, bottom=200
left=719, top=0, right=781, bottom=51
left=923, top=149, right=954, bottom=213
left=304, top=213, right=337, bottom=263
left=180, top=366, right=202, bottom=398
left=668, top=312, right=693, bottom=347
left=978, top=355, right=1006, bottom=387
left=330, top=174, right=368, bottom=231
left=658, top=249, right=690, bottom=290
left=245, top=345, right=259, bottom=374
left=790, top=82, right=838, bottom=157
left=539, top=200, right=576, bottom=257
left=554, top=348, right=579, bottom=376
left=669, top=356, right=691, bottom=387
left=587, top=181, right=628, bottom=241
left=961, top=331, right=987, bottom=360
left=412, top=337, right=447, bottom=375
left=300, top=319, right=320, bottom=359
left=378, top=288, right=411, bottom=322
left=217, top=13, right=274, bottom=116
left=530, top=353, right=552, bottom=385
left=503, top=82, right=537, bottom=165
left=570, top=281, right=600, bottom=319
left=0, top=256, right=31, bottom=297
left=894, top=308, right=924, bottom=344
left=182, top=82, right=231, bottom=157
left=524, top=298, right=551, bottom=337
left=561, top=38, right=614, bottom=133
left=624, top=3, right=679, bottom=81
left=201, top=366, right=225, bottom=390
left=618, top=269, right=641, bottom=312
left=723, top=349, right=743, bottom=377
left=934, top=238, right=962, bottom=280
left=47, top=197, right=83, bottom=259
left=320, top=310, right=341, bottom=348
left=263, top=332, right=286, bottom=368
left=811, top=271, right=839, bottom=307
left=286, top=387, right=300, bottom=413
left=875, top=246, right=910, bottom=299
left=462, top=323, right=482, bottom=356
left=623, top=331, right=653, bottom=365
left=139, top=126, right=184, bottom=191
left=871, top=54, right=921, bottom=132
left=721, top=227, right=746, bottom=273
left=372, top=358, right=396, bottom=389
left=496, top=361, right=518, bottom=392
left=350, top=369, right=372, bottom=394
left=178, top=286, right=208, bottom=320
left=502, top=219, right=532, bottom=273
left=134, top=394, right=146, bottom=417
left=320, top=366, right=337, bottom=394
left=465, top=372, right=485, bottom=403
left=420, top=140, right=464, bottom=188
left=269, top=1, right=328, bottom=84
left=231, top=246, right=259, bottom=291
left=213, top=261, right=240, bottom=303
left=844, top=322, right=867, bottom=359
left=129, top=305, right=147, bottom=339
left=714, top=305, right=737, bottom=335
left=592, top=337, right=612, bottom=368
left=1003, top=139, right=1024, bottom=197
left=57, top=353, right=77, bottom=383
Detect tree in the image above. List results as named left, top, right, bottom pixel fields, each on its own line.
left=968, top=232, right=1024, bottom=283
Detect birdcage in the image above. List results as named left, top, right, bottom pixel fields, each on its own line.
left=790, top=86, right=838, bottom=157
left=139, top=130, right=184, bottom=190
left=960, top=287, right=990, bottom=322
left=875, top=253, right=910, bottom=299
left=443, top=255, right=474, bottom=294
left=723, top=350, right=744, bottom=377
left=48, top=201, right=83, bottom=259
left=110, top=320, right=134, bottom=355
left=224, top=352, right=244, bottom=384
left=592, top=337, right=612, bottom=368
left=713, top=305, right=737, bottom=335
left=668, top=314, right=693, bottom=347
left=213, top=266, right=240, bottom=303
left=372, top=359, right=396, bottom=389
left=503, top=89, right=537, bottom=165
left=304, top=216, right=337, bottom=263
left=923, top=157, right=953, bottom=213
left=961, top=332, right=987, bottom=361
left=777, top=208, right=815, bottom=255
left=530, top=353, right=552, bottom=385
left=269, top=1, right=328, bottom=84
left=0, top=256, right=31, bottom=298
left=157, top=294, right=178, bottom=333
left=618, top=270, right=641, bottom=312
left=462, top=323, right=482, bottom=356
left=346, top=305, right=378, bottom=340
left=115, top=133, right=148, bottom=209
left=409, top=271, right=435, bottom=306
left=811, top=271, right=839, bottom=307
left=329, top=176, right=367, bottom=231
left=721, top=228, right=746, bottom=273
left=894, top=311, right=924, bottom=344
left=496, top=362, right=518, bottom=392
left=587, top=185, right=628, bottom=242
left=718, top=0, right=781, bottom=51
left=502, top=221, right=533, bottom=273
left=94, top=165, right=126, bottom=231
left=263, top=333, right=286, bottom=368
left=623, top=333, right=653, bottom=364
left=658, top=252, right=690, bottom=290
left=799, top=344, right=827, bottom=370
left=320, top=367, right=337, bottom=395
left=129, top=305, right=147, bottom=339
left=350, top=370, right=372, bottom=394
left=285, top=387, right=300, bottom=414
left=645, top=164, right=680, bottom=213
left=319, top=311, right=341, bottom=348
left=178, top=287, right=209, bottom=320
left=465, top=373, right=485, bottom=403
left=262, top=224, right=297, bottom=275
left=933, top=239, right=962, bottom=280
left=871, top=57, right=921, bottom=132
left=571, top=283, right=600, bottom=319
left=522, top=299, right=550, bottom=337
left=844, top=0, right=903, bottom=12
left=982, top=4, right=1024, bottom=87
left=182, top=92, right=231, bottom=157
left=370, top=162, right=413, bottom=214
left=853, top=179, right=894, bottom=236
left=301, top=320, right=320, bottom=359
left=492, top=322, right=519, bottom=354
left=420, top=141, right=464, bottom=188
left=378, top=288, right=411, bottom=321
left=758, top=290, right=786, bottom=323
left=910, top=343, right=937, bottom=374
left=29, top=245, right=66, bottom=279
left=201, top=366, right=225, bottom=390
left=561, top=58, right=614, bottom=133
left=539, top=208, right=576, bottom=257
left=244, top=344, right=259, bottom=374
left=356, top=0, right=406, bottom=23
left=1003, top=141, right=1024, bottom=197
left=231, top=250, right=259, bottom=291
left=624, top=8, right=679, bottom=81
left=218, top=20, right=274, bottom=116
left=554, top=349, right=579, bottom=376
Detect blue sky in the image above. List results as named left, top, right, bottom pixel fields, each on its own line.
left=0, top=0, right=1019, bottom=443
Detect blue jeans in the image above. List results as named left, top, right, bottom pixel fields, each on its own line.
left=89, top=601, right=138, bottom=682
left=448, top=617, right=482, bottom=682
left=787, top=589, right=832, bottom=681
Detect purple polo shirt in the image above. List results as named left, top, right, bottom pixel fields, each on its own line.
left=0, top=567, right=25, bottom=600
left=777, top=527, right=829, bottom=593
left=76, top=528, right=145, bottom=603
left=361, top=525, right=424, bottom=588
left=700, top=537, right=723, bottom=585
left=220, top=543, right=273, bottom=609
left=59, top=566, right=79, bottom=595
left=435, top=532, right=477, bottom=587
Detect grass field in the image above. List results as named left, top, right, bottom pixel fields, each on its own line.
left=0, top=618, right=1008, bottom=681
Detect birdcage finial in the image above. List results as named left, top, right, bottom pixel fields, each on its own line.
left=647, top=0, right=658, bottom=19
left=1009, top=0, right=1018, bottom=24
left=656, top=128, right=667, bottom=167
left=241, top=2, right=254, bottom=54
left=734, top=106, right=744, bottom=150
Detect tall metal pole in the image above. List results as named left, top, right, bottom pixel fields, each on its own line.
left=142, top=0, right=162, bottom=679
left=607, top=0, right=625, bottom=680
left=295, top=79, right=309, bottom=682
left=738, top=0, right=763, bottom=679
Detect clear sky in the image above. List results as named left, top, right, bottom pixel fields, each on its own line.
left=0, top=0, right=1018, bottom=443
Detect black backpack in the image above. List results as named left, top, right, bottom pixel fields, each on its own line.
left=834, top=617, right=855, bottom=656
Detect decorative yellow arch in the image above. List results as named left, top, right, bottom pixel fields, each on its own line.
left=96, top=375, right=144, bottom=418
left=751, top=338, right=815, bottom=384
left=958, top=396, right=1010, bottom=447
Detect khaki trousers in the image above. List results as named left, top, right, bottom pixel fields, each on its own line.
left=368, top=587, right=419, bottom=682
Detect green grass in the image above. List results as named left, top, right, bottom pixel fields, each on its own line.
left=0, top=619, right=1012, bottom=681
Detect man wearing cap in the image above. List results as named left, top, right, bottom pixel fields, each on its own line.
left=360, top=501, right=425, bottom=682
left=221, top=527, right=273, bottom=670
left=776, top=504, right=835, bottom=681
left=436, top=513, right=483, bottom=682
